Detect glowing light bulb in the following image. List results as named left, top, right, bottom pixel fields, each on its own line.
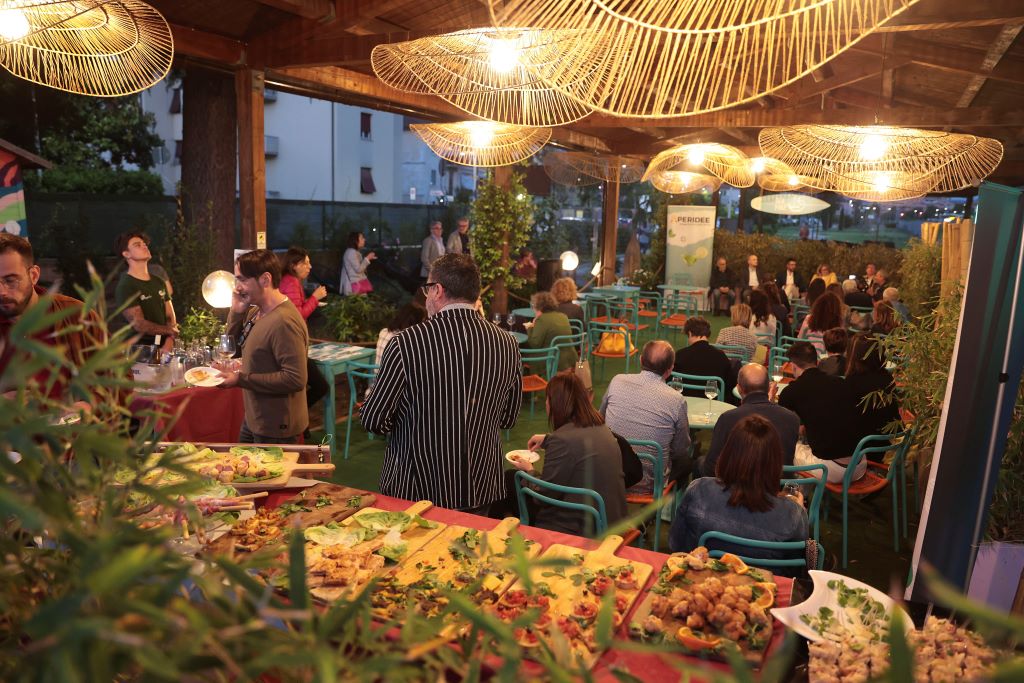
left=687, top=146, right=705, bottom=166
left=560, top=250, right=579, bottom=271
left=202, top=270, right=236, bottom=309
left=488, top=38, right=519, bottom=73
left=0, top=8, right=30, bottom=42
left=788, top=175, right=799, bottom=187
left=860, top=133, right=887, bottom=161
left=750, top=157, right=766, bottom=174
left=466, top=121, right=496, bottom=148
left=872, top=174, right=891, bottom=193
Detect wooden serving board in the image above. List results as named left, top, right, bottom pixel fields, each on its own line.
left=496, top=535, right=654, bottom=670
left=627, top=551, right=778, bottom=666
left=229, top=452, right=335, bottom=490
left=203, top=485, right=376, bottom=558
left=308, top=500, right=446, bottom=604
left=372, top=517, right=540, bottom=623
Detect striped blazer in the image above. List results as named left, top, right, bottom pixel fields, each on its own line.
left=360, top=307, right=522, bottom=510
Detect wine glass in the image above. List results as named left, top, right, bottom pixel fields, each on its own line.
left=492, top=312, right=502, bottom=326
left=506, top=314, right=516, bottom=328
left=216, top=334, right=236, bottom=367
left=704, top=380, right=718, bottom=424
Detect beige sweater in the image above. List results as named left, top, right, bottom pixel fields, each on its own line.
left=227, top=299, right=309, bottom=437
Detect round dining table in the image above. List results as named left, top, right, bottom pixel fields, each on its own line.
left=686, top=397, right=734, bottom=429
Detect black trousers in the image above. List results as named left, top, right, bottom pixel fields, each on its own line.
left=306, top=357, right=329, bottom=409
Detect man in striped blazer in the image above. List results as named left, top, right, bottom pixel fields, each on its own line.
left=360, top=254, right=522, bottom=514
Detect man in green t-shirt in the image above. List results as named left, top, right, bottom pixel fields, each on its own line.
left=114, top=232, right=177, bottom=348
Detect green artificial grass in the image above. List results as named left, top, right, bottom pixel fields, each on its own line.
left=309, top=312, right=913, bottom=590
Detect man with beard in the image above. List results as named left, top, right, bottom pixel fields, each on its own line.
left=0, top=233, right=96, bottom=403
left=218, top=249, right=308, bottom=444
left=360, top=254, right=522, bottom=515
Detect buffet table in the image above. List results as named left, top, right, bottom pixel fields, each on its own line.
left=263, top=488, right=794, bottom=680
left=130, top=385, right=245, bottom=442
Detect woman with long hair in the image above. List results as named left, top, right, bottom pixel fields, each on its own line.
left=511, top=372, right=627, bottom=536
left=799, top=290, right=844, bottom=355
left=669, top=415, right=808, bottom=565
left=339, top=231, right=376, bottom=295
left=278, top=246, right=330, bottom=437
left=844, top=333, right=900, bottom=453
left=759, top=281, right=792, bottom=337
left=748, top=289, right=777, bottom=339
left=870, top=300, right=898, bottom=335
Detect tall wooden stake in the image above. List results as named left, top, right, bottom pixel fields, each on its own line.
left=600, top=180, right=620, bottom=285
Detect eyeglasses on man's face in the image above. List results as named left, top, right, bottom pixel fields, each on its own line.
left=420, top=282, right=441, bottom=296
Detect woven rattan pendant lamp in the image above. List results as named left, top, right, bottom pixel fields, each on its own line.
left=409, top=121, right=551, bottom=167
left=371, top=27, right=598, bottom=127
left=644, top=143, right=755, bottom=188
left=0, top=0, right=173, bottom=97
left=646, top=170, right=721, bottom=194
left=759, top=125, right=1004, bottom=195
left=487, top=0, right=919, bottom=118
left=543, top=151, right=645, bottom=186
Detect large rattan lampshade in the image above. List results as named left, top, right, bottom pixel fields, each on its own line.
left=646, top=170, right=721, bottom=195
left=371, top=27, right=597, bottom=127
left=759, top=125, right=1004, bottom=196
left=543, top=151, right=644, bottom=186
left=644, top=143, right=754, bottom=188
left=487, top=0, right=919, bottom=118
left=410, top=121, right=551, bottom=167
left=0, top=0, right=173, bottom=97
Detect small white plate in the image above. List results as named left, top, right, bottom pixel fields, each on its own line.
left=505, top=449, right=539, bottom=466
left=184, top=366, right=224, bottom=387
left=318, top=301, right=327, bottom=307
left=771, top=570, right=912, bottom=643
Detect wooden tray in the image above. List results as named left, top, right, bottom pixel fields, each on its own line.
left=229, top=452, right=335, bottom=490
left=203, top=485, right=376, bottom=558
left=309, top=500, right=446, bottom=604
left=627, top=551, right=778, bottom=666
left=497, top=535, right=654, bottom=670
left=372, top=517, right=540, bottom=625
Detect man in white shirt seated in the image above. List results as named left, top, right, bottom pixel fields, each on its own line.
left=741, top=253, right=765, bottom=303
left=600, top=340, right=691, bottom=494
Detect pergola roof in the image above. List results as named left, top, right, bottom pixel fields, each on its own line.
left=151, top=0, right=1024, bottom=185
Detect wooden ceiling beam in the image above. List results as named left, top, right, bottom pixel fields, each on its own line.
left=251, top=29, right=433, bottom=67
left=253, top=0, right=334, bottom=20
left=773, top=54, right=909, bottom=103
left=852, top=34, right=1024, bottom=86
left=955, top=24, right=1023, bottom=109
left=170, top=23, right=246, bottom=65
left=266, top=66, right=610, bottom=152
left=874, top=0, right=1024, bottom=32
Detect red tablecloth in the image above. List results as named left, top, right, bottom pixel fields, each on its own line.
left=264, top=489, right=794, bottom=681
left=130, top=385, right=245, bottom=442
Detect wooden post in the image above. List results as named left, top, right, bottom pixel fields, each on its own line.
left=181, top=66, right=237, bottom=267
left=236, top=68, right=267, bottom=250
left=491, top=166, right=512, bottom=314
left=735, top=186, right=747, bottom=234
left=600, top=180, right=620, bottom=285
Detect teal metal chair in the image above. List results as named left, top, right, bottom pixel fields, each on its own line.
left=826, top=429, right=914, bottom=568
left=713, top=343, right=751, bottom=363
left=582, top=294, right=614, bottom=326
left=659, top=293, right=698, bottom=342
left=668, top=372, right=724, bottom=401
left=345, top=360, right=379, bottom=460
left=768, top=346, right=789, bottom=379
left=792, top=303, right=810, bottom=329
left=607, top=294, right=646, bottom=336
left=568, top=318, right=584, bottom=337
left=699, top=531, right=825, bottom=571
left=782, top=464, right=827, bottom=542
left=778, top=335, right=802, bottom=348
left=551, top=331, right=586, bottom=364
left=638, top=291, right=664, bottom=338
left=515, top=470, right=608, bottom=537
left=519, top=346, right=558, bottom=417
left=754, top=331, right=775, bottom=350
left=588, top=322, right=637, bottom=379
left=625, top=440, right=674, bottom=552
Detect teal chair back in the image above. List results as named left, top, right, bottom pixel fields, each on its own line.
left=346, top=360, right=379, bottom=460
left=768, top=346, right=788, bottom=378
left=519, top=345, right=558, bottom=380
left=514, top=470, right=608, bottom=537
left=668, top=372, right=724, bottom=401
left=778, top=335, right=802, bottom=349
left=663, top=293, right=698, bottom=319
left=782, top=464, right=827, bottom=542
left=754, top=331, right=775, bottom=349
left=713, top=343, right=750, bottom=363
left=583, top=294, right=613, bottom=325
left=699, top=531, right=824, bottom=571
left=792, top=304, right=810, bottom=329
left=568, top=318, right=584, bottom=337
left=627, top=439, right=668, bottom=551
left=551, top=331, right=586, bottom=358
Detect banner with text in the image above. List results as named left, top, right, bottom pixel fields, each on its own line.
left=0, top=150, right=28, bottom=238
left=665, top=204, right=716, bottom=289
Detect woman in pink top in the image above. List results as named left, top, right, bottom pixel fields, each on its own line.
left=279, top=247, right=330, bottom=438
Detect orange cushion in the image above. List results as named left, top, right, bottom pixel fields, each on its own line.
left=522, top=375, right=548, bottom=392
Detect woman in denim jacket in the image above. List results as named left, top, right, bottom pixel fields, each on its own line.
left=669, top=415, right=807, bottom=563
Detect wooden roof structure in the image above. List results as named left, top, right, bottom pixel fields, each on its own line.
left=152, top=0, right=1024, bottom=183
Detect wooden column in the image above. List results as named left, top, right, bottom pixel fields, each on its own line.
left=236, top=68, right=267, bottom=250
left=491, top=166, right=512, bottom=314
left=599, top=180, right=620, bottom=285
left=181, top=66, right=237, bottom=267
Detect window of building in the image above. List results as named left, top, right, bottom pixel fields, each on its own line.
left=360, top=167, right=377, bottom=194
left=360, top=112, right=372, bottom=140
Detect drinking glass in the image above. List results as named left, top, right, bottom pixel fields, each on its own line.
left=506, top=314, right=516, bottom=328
left=216, top=334, right=236, bottom=365
left=783, top=484, right=803, bottom=505
left=492, top=312, right=502, bottom=326
left=704, top=380, right=718, bottom=424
